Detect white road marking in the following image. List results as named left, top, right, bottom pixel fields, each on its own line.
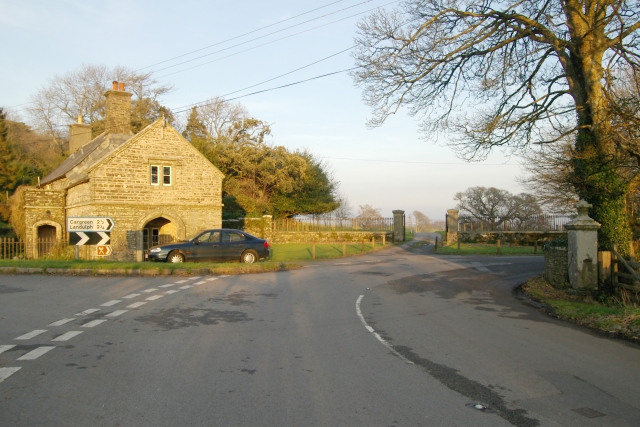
left=175, top=280, right=187, bottom=284
left=17, top=346, right=55, bottom=360
left=75, top=308, right=100, bottom=316
left=127, top=302, right=147, bottom=308
left=48, top=318, right=75, bottom=327
left=0, top=345, right=16, bottom=355
left=146, top=295, right=164, bottom=301
left=355, top=295, right=414, bottom=365
left=206, top=277, right=218, bottom=281
left=194, top=281, right=206, bottom=285
left=15, top=330, right=47, bottom=340
left=471, top=262, right=490, bottom=272
left=158, top=284, right=174, bottom=288
left=0, top=367, right=21, bottom=384
left=141, top=288, right=158, bottom=293
left=106, top=310, right=128, bottom=317
left=122, top=293, right=140, bottom=299
left=334, top=263, right=351, bottom=265
left=178, top=285, right=192, bottom=290
left=165, top=290, right=179, bottom=294
left=186, top=277, right=200, bottom=280
left=81, top=320, right=107, bottom=328
left=100, top=300, right=122, bottom=307
left=219, top=275, right=229, bottom=278
left=52, top=331, right=83, bottom=341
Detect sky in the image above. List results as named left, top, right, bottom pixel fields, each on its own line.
left=1, top=0, right=526, bottom=220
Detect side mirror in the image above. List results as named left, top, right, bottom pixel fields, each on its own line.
left=194, top=241, right=200, bottom=245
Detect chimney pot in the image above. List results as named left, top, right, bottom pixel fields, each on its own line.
left=112, top=81, right=118, bottom=90
left=119, top=82, right=125, bottom=91
left=77, top=115, right=83, bottom=124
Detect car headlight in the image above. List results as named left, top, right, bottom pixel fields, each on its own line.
left=150, top=247, right=162, bottom=253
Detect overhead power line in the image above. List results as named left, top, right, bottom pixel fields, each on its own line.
left=148, top=0, right=375, bottom=74
left=320, top=156, right=520, bottom=166
left=137, top=0, right=347, bottom=71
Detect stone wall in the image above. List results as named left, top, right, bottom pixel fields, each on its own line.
left=459, top=231, right=565, bottom=245
left=544, top=247, right=569, bottom=289
left=23, top=189, right=66, bottom=259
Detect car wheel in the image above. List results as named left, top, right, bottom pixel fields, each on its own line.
left=167, top=251, right=185, bottom=263
left=240, top=250, right=258, bottom=264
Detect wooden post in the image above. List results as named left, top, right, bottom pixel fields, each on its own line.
left=372, top=237, right=375, bottom=249
left=457, top=238, right=460, bottom=254
left=434, top=236, right=438, bottom=252
left=75, top=245, right=79, bottom=261
left=312, top=243, right=316, bottom=260
left=342, top=242, right=346, bottom=256
left=534, top=240, right=537, bottom=254
left=497, top=239, right=501, bottom=254
left=383, top=234, right=386, bottom=246
left=361, top=239, right=364, bottom=253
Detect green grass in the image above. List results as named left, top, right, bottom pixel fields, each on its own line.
left=270, top=241, right=388, bottom=261
left=523, top=276, right=640, bottom=339
left=437, top=242, right=542, bottom=255
left=0, top=258, right=298, bottom=275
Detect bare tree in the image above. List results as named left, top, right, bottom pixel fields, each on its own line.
left=413, top=210, right=431, bottom=231
left=352, top=0, right=640, bottom=253
left=27, top=64, right=172, bottom=153
left=197, top=97, right=248, bottom=139
left=455, top=186, right=541, bottom=227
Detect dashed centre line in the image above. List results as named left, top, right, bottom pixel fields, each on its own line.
left=0, top=367, right=21, bottom=384
left=15, top=330, right=47, bottom=340
left=17, top=346, right=56, bottom=361
left=165, top=290, right=179, bottom=294
left=100, top=300, right=122, bottom=307
left=206, top=277, right=218, bottom=281
left=158, top=284, right=174, bottom=288
left=146, top=295, right=164, bottom=301
left=106, top=310, right=128, bottom=317
left=0, top=345, right=16, bottom=355
left=52, top=331, right=83, bottom=341
left=194, top=281, right=206, bottom=286
left=178, top=285, right=192, bottom=290
left=175, top=280, right=187, bottom=284
left=75, top=308, right=100, bottom=316
left=48, top=318, right=75, bottom=327
left=82, top=320, right=107, bottom=328
left=122, top=294, right=140, bottom=299
left=141, top=288, right=158, bottom=293
left=127, top=302, right=147, bottom=308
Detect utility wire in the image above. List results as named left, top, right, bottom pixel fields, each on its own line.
left=137, top=0, right=347, bottom=71
left=150, top=0, right=375, bottom=74
left=155, top=0, right=398, bottom=78
left=173, top=46, right=354, bottom=112
left=320, top=156, right=520, bottom=165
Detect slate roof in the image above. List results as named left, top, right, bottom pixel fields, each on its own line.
left=41, top=133, right=131, bottom=186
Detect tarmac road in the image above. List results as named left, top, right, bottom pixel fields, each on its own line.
left=0, top=234, right=639, bottom=426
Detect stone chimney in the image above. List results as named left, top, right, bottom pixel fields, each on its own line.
left=68, top=115, right=92, bottom=154
left=104, top=81, right=132, bottom=135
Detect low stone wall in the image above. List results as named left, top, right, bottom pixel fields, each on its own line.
left=459, top=231, right=565, bottom=245
left=269, top=231, right=393, bottom=244
left=544, top=247, right=569, bottom=288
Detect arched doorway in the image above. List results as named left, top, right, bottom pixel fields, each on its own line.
left=142, top=217, right=176, bottom=250
left=37, top=224, right=56, bottom=256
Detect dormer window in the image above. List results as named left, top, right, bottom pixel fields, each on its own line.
left=150, top=165, right=172, bottom=186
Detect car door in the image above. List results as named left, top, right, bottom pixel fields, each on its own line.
left=188, top=231, right=220, bottom=261
left=220, top=231, right=248, bottom=260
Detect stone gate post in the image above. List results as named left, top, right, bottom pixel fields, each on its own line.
left=446, top=209, right=459, bottom=245
left=392, top=210, right=405, bottom=242
left=565, top=200, right=601, bottom=290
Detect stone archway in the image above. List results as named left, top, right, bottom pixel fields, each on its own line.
left=135, top=211, right=186, bottom=261
left=31, top=220, right=63, bottom=259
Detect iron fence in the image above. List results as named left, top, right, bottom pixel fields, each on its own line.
left=458, top=215, right=572, bottom=232
left=1, top=237, right=24, bottom=259
left=274, top=216, right=394, bottom=233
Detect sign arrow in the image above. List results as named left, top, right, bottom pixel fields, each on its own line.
left=97, top=232, right=110, bottom=246
left=76, top=232, right=89, bottom=246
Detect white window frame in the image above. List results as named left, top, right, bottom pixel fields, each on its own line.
left=163, top=166, right=172, bottom=186
left=150, top=164, right=173, bottom=186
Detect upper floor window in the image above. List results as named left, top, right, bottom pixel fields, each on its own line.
left=150, top=165, right=172, bottom=186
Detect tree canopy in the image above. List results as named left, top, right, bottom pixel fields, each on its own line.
left=353, top=0, right=640, bottom=253
left=183, top=100, right=339, bottom=218
left=455, top=186, right=542, bottom=226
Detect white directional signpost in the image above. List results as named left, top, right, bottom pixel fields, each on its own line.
left=67, top=217, right=115, bottom=259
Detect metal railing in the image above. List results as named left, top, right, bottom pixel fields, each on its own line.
left=458, top=215, right=572, bottom=232
left=1, top=237, right=24, bottom=259
left=274, top=216, right=394, bottom=232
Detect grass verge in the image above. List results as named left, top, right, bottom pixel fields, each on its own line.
left=437, top=242, right=542, bottom=255
left=0, top=259, right=298, bottom=275
left=269, top=241, right=389, bottom=261
left=522, top=275, right=640, bottom=342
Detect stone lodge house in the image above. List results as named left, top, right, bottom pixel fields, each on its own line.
left=23, top=81, right=224, bottom=260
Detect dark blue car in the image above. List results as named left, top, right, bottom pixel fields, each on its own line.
left=145, top=229, right=270, bottom=263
